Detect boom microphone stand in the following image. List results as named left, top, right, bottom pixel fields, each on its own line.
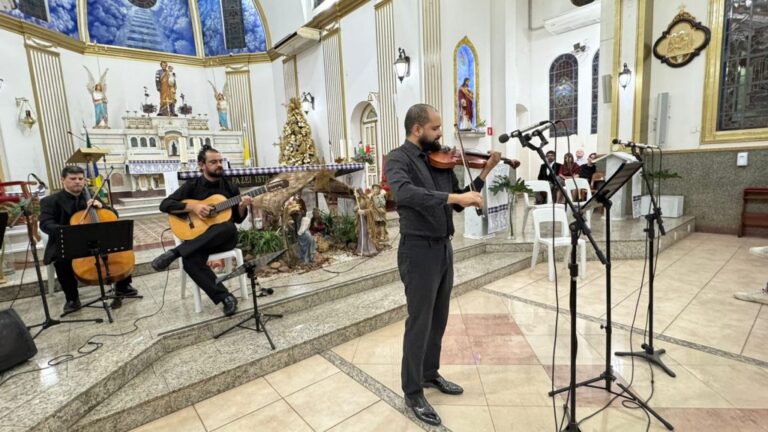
left=512, top=125, right=607, bottom=431
left=214, top=250, right=286, bottom=348
left=615, top=145, right=676, bottom=378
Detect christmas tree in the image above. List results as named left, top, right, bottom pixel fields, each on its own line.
left=279, top=97, right=319, bottom=166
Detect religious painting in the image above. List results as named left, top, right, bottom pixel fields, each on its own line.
left=454, top=37, right=479, bottom=131
left=198, top=0, right=268, bottom=56
left=652, top=9, right=711, bottom=68
left=1, top=0, right=79, bottom=39
left=87, top=0, right=197, bottom=56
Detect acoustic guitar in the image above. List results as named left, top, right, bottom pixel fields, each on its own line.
left=169, top=179, right=288, bottom=240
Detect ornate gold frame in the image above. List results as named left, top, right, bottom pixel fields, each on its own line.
left=701, top=0, right=768, bottom=143
left=453, top=36, right=479, bottom=130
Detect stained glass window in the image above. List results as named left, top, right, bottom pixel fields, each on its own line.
left=718, top=0, right=768, bottom=131
left=591, top=50, right=599, bottom=134
left=549, top=54, right=578, bottom=137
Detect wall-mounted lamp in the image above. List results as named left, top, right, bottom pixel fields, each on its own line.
left=394, top=47, right=410, bottom=83
left=16, top=97, right=36, bottom=129
left=618, top=63, right=632, bottom=89
left=301, top=92, right=315, bottom=114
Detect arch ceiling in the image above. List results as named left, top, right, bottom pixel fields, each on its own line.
left=1, top=0, right=272, bottom=57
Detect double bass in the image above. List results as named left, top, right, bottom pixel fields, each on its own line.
left=69, top=174, right=135, bottom=285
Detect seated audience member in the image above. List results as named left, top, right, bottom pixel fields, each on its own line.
left=537, top=150, right=561, bottom=204
left=575, top=148, right=588, bottom=166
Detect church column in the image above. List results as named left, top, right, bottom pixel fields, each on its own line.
left=322, top=27, right=348, bottom=159
left=375, top=0, right=399, bottom=155
left=25, top=36, right=75, bottom=190
left=421, top=0, right=442, bottom=114
left=226, top=65, right=258, bottom=166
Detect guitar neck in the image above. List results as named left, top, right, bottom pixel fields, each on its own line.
left=213, top=185, right=269, bottom=212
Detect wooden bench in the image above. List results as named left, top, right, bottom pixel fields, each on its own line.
left=740, top=187, right=768, bottom=237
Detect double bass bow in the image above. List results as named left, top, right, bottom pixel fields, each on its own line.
left=69, top=168, right=135, bottom=285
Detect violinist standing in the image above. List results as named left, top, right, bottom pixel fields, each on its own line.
left=385, top=104, right=501, bottom=426
left=39, top=166, right=138, bottom=314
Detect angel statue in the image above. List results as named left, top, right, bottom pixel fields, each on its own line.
left=208, top=80, right=229, bottom=130
left=84, top=66, right=109, bottom=128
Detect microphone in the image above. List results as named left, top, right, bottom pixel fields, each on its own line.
left=499, top=121, right=551, bottom=143
left=30, top=173, right=47, bottom=190
left=612, top=138, right=659, bottom=149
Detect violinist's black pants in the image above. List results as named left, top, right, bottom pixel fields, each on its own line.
left=175, top=222, right=238, bottom=304
left=399, top=235, right=453, bottom=397
left=53, top=260, right=132, bottom=302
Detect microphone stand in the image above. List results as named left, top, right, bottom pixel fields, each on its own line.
left=13, top=195, right=103, bottom=339
left=615, top=146, right=676, bottom=378
left=517, top=127, right=607, bottom=431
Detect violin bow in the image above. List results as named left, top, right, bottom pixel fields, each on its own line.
left=454, top=124, right=483, bottom=216
left=77, top=166, right=115, bottom=224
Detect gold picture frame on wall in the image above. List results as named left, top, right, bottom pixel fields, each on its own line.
left=652, top=9, right=710, bottom=68
left=702, top=0, right=768, bottom=144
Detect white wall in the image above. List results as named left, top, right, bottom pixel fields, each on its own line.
left=528, top=23, right=601, bottom=161
left=340, top=2, right=379, bottom=143
left=392, top=0, right=422, bottom=138
left=0, top=30, right=45, bottom=184
left=295, top=42, right=330, bottom=161
left=250, top=62, right=281, bottom=166
left=258, top=0, right=306, bottom=45
left=644, top=0, right=707, bottom=150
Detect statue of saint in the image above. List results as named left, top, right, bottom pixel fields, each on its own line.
left=457, top=77, right=474, bottom=130
left=369, top=184, right=388, bottom=244
left=354, top=188, right=379, bottom=257
left=155, top=61, right=177, bottom=116
left=84, top=66, right=109, bottom=128
left=208, top=80, right=229, bottom=129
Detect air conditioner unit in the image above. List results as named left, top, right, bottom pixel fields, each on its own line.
left=543, top=1, right=601, bottom=35
left=274, top=27, right=322, bottom=57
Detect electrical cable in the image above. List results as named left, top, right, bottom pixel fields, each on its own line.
left=0, top=229, right=173, bottom=387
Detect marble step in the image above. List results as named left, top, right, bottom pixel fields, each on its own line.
left=71, top=250, right=531, bottom=432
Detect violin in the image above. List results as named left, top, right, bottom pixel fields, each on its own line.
left=69, top=170, right=135, bottom=285
left=428, top=146, right=521, bottom=170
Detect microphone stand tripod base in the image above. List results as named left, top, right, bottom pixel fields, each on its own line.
left=615, top=345, right=676, bottom=378
left=214, top=263, right=282, bottom=349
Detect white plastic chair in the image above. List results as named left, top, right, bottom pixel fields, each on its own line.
left=522, top=180, right=555, bottom=236
left=163, top=174, right=247, bottom=313
left=530, top=207, right=587, bottom=282
left=564, top=177, right=593, bottom=228
left=38, top=229, right=56, bottom=295
left=174, top=236, right=248, bottom=313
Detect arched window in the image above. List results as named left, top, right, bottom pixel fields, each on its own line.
left=205, top=138, right=212, bottom=147
left=591, top=50, right=599, bottom=134
left=149, top=137, right=157, bottom=147
left=549, top=54, right=579, bottom=136
left=130, top=137, right=138, bottom=147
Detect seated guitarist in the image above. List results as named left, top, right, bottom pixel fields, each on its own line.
left=152, top=145, right=252, bottom=316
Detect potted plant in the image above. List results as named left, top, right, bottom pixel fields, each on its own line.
left=489, top=176, right=533, bottom=239
left=640, top=169, right=684, bottom=218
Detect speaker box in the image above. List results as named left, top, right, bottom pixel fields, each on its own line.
left=0, top=309, right=38, bottom=373
left=601, top=74, right=612, bottom=103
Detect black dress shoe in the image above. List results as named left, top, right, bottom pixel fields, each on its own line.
left=151, top=251, right=177, bottom=271
left=222, top=295, right=238, bottom=316
left=405, top=394, right=441, bottom=426
left=424, top=376, right=464, bottom=395
left=115, top=284, right=139, bottom=297
left=62, top=299, right=81, bottom=314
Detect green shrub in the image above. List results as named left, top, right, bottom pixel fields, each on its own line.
left=331, top=214, right=358, bottom=245
left=238, top=228, right=285, bottom=256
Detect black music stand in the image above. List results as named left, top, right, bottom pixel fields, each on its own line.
left=214, top=250, right=286, bottom=349
left=57, top=220, right=136, bottom=323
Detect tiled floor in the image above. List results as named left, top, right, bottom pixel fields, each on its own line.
left=136, top=233, right=768, bottom=431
